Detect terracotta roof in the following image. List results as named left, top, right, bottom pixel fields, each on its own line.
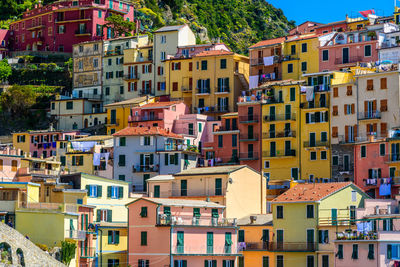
left=249, top=37, right=285, bottom=49
left=194, top=50, right=234, bottom=57
left=271, top=182, right=353, bottom=203
left=113, top=127, right=183, bottom=139
left=140, top=101, right=182, bottom=109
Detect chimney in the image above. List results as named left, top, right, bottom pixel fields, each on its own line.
left=250, top=215, right=257, bottom=224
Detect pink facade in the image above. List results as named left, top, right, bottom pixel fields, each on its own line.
left=129, top=102, right=188, bottom=131
left=77, top=205, right=96, bottom=267
left=0, top=147, right=22, bottom=181
left=29, top=131, right=80, bottom=158
left=315, top=21, right=348, bottom=35
left=0, top=29, right=10, bottom=59
left=127, top=198, right=238, bottom=267
left=172, top=114, right=209, bottom=147
left=174, top=43, right=230, bottom=58
left=9, top=0, right=134, bottom=53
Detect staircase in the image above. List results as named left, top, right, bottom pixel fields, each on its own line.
left=235, top=72, right=249, bottom=90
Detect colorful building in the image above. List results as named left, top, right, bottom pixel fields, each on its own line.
left=126, top=197, right=239, bottom=267
left=0, top=147, right=23, bottom=181
left=8, top=0, right=134, bottom=53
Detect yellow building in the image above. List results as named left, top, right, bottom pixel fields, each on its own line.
left=270, top=182, right=369, bottom=267
left=190, top=50, right=249, bottom=118
left=258, top=80, right=304, bottom=192
left=238, top=214, right=274, bottom=267
left=282, top=35, right=320, bottom=81
left=165, top=56, right=193, bottom=108
left=104, top=96, right=154, bottom=135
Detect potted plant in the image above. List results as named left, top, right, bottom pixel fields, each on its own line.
left=367, top=31, right=376, bottom=40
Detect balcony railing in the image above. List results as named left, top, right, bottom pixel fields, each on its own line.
left=157, top=214, right=237, bottom=227
left=105, top=49, right=123, bottom=56
left=250, top=56, right=281, bottom=66
left=239, top=115, right=259, bottom=123
left=81, top=247, right=96, bottom=258
left=263, top=113, right=296, bottom=122
left=336, top=232, right=377, bottom=241
left=123, top=73, right=140, bottom=80
left=181, top=86, right=192, bottom=92
left=386, top=154, right=400, bottom=162
left=66, top=229, right=86, bottom=241
left=241, top=242, right=316, bottom=252
left=281, top=54, right=300, bottom=61
left=19, top=202, right=78, bottom=213
left=239, top=133, right=259, bottom=141
left=129, top=114, right=163, bottom=122
left=29, top=169, right=59, bottom=176
left=172, top=245, right=239, bottom=255
left=262, top=150, right=296, bottom=158
left=139, top=90, right=153, bottom=96
left=196, top=88, right=210, bottom=94
left=263, top=130, right=296, bottom=139
left=73, top=93, right=102, bottom=100
left=214, top=126, right=239, bottom=132
left=239, top=152, right=259, bottom=160
left=263, top=97, right=284, bottom=105
left=107, top=118, right=119, bottom=126
left=358, top=111, right=381, bottom=120
left=335, top=56, right=363, bottom=65
left=157, top=144, right=198, bottom=153
left=215, top=87, right=230, bottom=93
left=303, top=140, right=329, bottom=148
left=213, top=157, right=240, bottom=166
left=301, top=101, right=329, bottom=109
left=75, top=29, right=91, bottom=36
left=132, top=165, right=159, bottom=173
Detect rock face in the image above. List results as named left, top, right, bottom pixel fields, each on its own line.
left=0, top=223, right=65, bottom=267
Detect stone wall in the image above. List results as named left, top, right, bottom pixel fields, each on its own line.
left=0, top=222, right=65, bottom=267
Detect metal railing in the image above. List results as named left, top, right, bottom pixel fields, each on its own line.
left=303, top=140, right=329, bottom=148
left=263, top=130, right=296, bottom=139
left=262, top=150, right=296, bottom=157
left=66, top=229, right=86, bottom=241
left=73, top=93, right=102, bottom=100
left=105, top=49, right=123, bottom=56
left=132, top=165, right=159, bottom=173
left=250, top=56, right=281, bottom=66
left=172, top=244, right=239, bottom=255
left=213, top=157, right=240, bottom=166
left=156, top=214, right=237, bottom=227
left=139, top=90, right=153, bottom=96
left=75, top=29, right=91, bottom=35
left=263, top=97, right=284, bottom=105
left=107, top=118, right=119, bottom=126
left=129, top=114, right=163, bottom=122
left=29, top=169, right=59, bottom=176
left=239, top=133, right=259, bottom=141
left=301, top=101, right=329, bottom=109
left=241, top=242, right=316, bottom=252
left=215, top=87, right=230, bottom=93
left=196, top=88, right=210, bottom=94
left=181, top=86, right=192, bottom=92
left=239, top=152, right=259, bottom=160
left=239, top=115, right=259, bottom=123
left=80, top=247, right=96, bottom=258
left=214, top=126, right=239, bottom=132
left=335, top=56, right=363, bottom=65
left=386, top=154, right=400, bottom=162
left=123, top=73, right=140, bottom=80
left=358, top=111, right=381, bottom=120
left=263, top=113, right=296, bottom=122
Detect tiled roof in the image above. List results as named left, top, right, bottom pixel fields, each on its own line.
left=154, top=25, right=186, bottom=33
left=113, top=127, right=183, bottom=139
left=104, top=96, right=152, bottom=107
left=249, top=37, right=285, bottom=49
left=130, top=197, right=225, bottom=208
left=174, top=165, right=250, bottom=176
left=271, top=182, right=353, bottom=203
left=140, top=101, right=182, bottom=109
left=194, top=50, right=234, bottom=57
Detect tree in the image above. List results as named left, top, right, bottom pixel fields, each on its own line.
left=0, top=85, right=36, bottom=117
left=61, top=241, right=76, bottom=267
left=105, top=13, right=136, bottom=37
left=0, top=59, right=11, bottom=82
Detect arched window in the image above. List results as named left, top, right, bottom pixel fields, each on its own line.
left=0, top=242, right=13, bottom=264
left=16, top=248, right=25, bottom=266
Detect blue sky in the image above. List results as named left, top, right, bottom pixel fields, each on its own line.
left=267, top=0, right=396, bottom=24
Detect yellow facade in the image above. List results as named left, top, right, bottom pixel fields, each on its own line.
left=73, top=40, right=103, bottom=89
left=12, top=133, right=30, bottom=155
left=165, top=57, right=193, bottom=108
left=261, top=81, right=303, bottom=187
left=99, top=224, right=128, bottom=267
left=0, top=182, right=40, bottom=203
left=282, top=36, right=320, bottom=81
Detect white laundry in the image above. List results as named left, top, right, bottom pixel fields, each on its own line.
left=249, top=75, right=259, bottom=89
left=263, top=56, right=274, bottom=66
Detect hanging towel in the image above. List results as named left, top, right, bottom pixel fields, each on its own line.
left=52, top=142, right=56, bottom=148
left=357, top=221, right=372, bottom=233
left=263, top=56, right=274, bottom=66
left=305, top=86, right=314, bottom=101
left=379, top=183, right=391, bottom=196
left=71, top=141, right=97, bottom=152
left=93, top=153, right=101, bottom=166
left=101, top=152, right=110, bottom=163
left=271, top=72, right=276, bottom=80
left=249, top=75, right=259, bottom=89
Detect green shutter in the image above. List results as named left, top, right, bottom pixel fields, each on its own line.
left=118, top=186, right=123, bottom=199
left=238, top=230, right=245, bottom=242
left=154, top=185, right=160, bottom=198
left=141, top=231, right=147, bottom=245
left=212, top=260, right=216, bottom=267
left=140, top=207, right=148, bottom=217
left=115, top=231, right=120, bottom=244
left=85, top=214, right=88, bottom=230
left=164, top=206, right=171, bottom=215
left=120, top=137, right=126, bottom=146
left=223, top=260, right=226, bottom=267
left=140, top=154, right=144, bottom=166
left=165, top=153, right=169, bottom=165
left=174, top=153, right=178, bottom=165
left=193, top=208, right=200, bottom=217
left=212, top=209, right=219, bottom=218
left=177, top=231, right=184, bottom=253
left=215, top=178, right=222, bottom=195
left=204, top=260, right=208, bottom=267
left=107, top=209, right=112, bottom=222
left=388, top=244, right=392, bottom=259
left=80, top=215, right=84, bottom=230
left=225, top=232, right=232, bottom=245
left=85, top=185, right=90, bottom=196
left=183, top=260, right=187, bottom=267
left=97, top=185, right=102, bottom=197
left=96, top=209, right=101, bottom=222
left=150, top=154, right=154, bottom=165
left=108, top=230, right=112, bottom=244
left=107, top=186, right=112, bottom=198
left=72, top=156, right=76, bottom=166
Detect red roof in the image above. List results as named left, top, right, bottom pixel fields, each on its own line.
left=272, top=182, right=354, bottom=203
left=285, top=34, right=320, bottom=42
left=194, top=50, right=234, bottom=57
left=249, top=37, right=285, bottom=49
left=140, top=101, right=182, bottom=109
left=113, top=127, right=183, bottom=139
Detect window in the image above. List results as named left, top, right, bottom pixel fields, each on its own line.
left=108, top=230, right=120, bottom=244
left=307, top=255, right=314, bottom=267
left=66, top=101, right=73, bottom=110
left=118, top=175, right=125, bottom=181
left=368, top=244, right=374, bottom=260
left=337, top=244, right=343, bottom=259
left=72, top=155, right=84, bottom=166
left=287, top=63, right=293, bottom=73
left=161, top=35, right=166, bottom=43
left=321, top=132, right=327, bottom=142
left=204, top=260, right=217, bottom=267
left=177, top=231, right=184, bottom=253
left=346, top=85, right=352, bottom=96
left=361, top=146, right=366, bottom=158
left=352, top=244, right=358, bottom=259
left=277, top=255, right=284, bottom=267
left=238, top=230, right=245, bottom=242
left=232, top=135, right=237, bottom=147
left=108, top=259, right=120, bottom=267
left=306, top=205, right=314, bottom=218
left=301, top=43, right=307, bottom=53
left=215, top=178, right=222, bottom=196
left=218, top=135, right=223, bottom=148
left=220, top=59, right=227, bottom=69
left=381, top=78, right=387, bottom=89
left=290, top=87, right=295, bottom=101
left=138, top=260, right=149, bottom=267
left=180, top=180, right=187, bottom=196
left=380, top=143, right=385, bottom=156
left=301, top=62, right=307, bottom=72
left=161, top=52, right=166, bottom=60
left=264, top=161, right=270, bottom=169
left=322, top=255, right=329, bottom=267
left=119, top=137, right=126, bottom=146
left=364, top=45, right=372, bottom=57
left=310, top=151, right=317, bottom=160
left=322, top=50, right=329, bottom=61
left=58, top=25, right=65, bottom=34
left=276, top=206, right=283, bottom=219
left=207, top=232, right=214, bottom=253
left=118, top=155, right=125, bottom=166
left=107, top=186, right=123, bottom=199
left=141, top=231, right=147, bottom=246
left=201, top=60, right=208, bottom=70
left=174, top=260, right=187, bottom=267
left=319, top=230, right=329, bottom=244
left=263, top=256, right=269, bottom=267
left=291, top=168, right=298, bottom=180
left=367, top=79, right=374, bottom=90
left=321, top=151, right=327, bottom=160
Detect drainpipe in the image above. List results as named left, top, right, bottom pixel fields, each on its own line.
left=170, top=224, right=173, bottom=267
left=299, top=83, right=302, bottom=180
left=98, top=228, right=103, bottom=267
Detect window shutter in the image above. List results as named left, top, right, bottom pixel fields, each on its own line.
left=373, top=100, right=377, bottom=112
left=174, top=153, right=178, bottom=165
left=149, top=64, right=152, bottom=73
left=364, top=101, right=368, bottom=113
left=107, top=186, right=112, bottom=197
left=165, top=153, right=169, bottom=165
left=96, top=209, right=101, bottom=222
left=172, top=63, right=175, bottom=71
left=140, top=137, right=144, bottom=146
left=108, top=230, right=112, bottom=244
left=142, top=65, right=145, bottom=73
left=373, top=123, right=377, bottom=133
left=332, top=126, right=338, bottom=138
left=128, top=82, right=131, bottom=92
left=118, top=186, right=123, bottom=198
left=345, top=126, right=349, bottom=142
left=150, top=136, right=154, bottom=146
left=72, top=156, right=76, bottom=166
left=157, top=82, right=161, bottom=91
left=206, top=79, right=210, bottom=89
left=134, top=82, right=137, bottom=91
left=381, top=78, right=387, bottom=89
left=343, top=104, right=347, bottom=114
left=149, top=80, right=152, bottom=91
left=381, top=123, right=387, bottom=136
left=115, top=230, right=120, bottom=244
left=142, top=81, right=145, bottom=90
left=333, top=87, right=338, bottom=97
left=85, top=185, right=90, bottom=196
left=140, top=154, right=144, bottom=166
left=189, top=62, right=193, bottom=71
left=197, top=79, right=201, bottom=89
left=150, top=154, right=154, bottom=165
left=157, top=66, right=161, bottom=75
left=178, top=62, right=181, bottom=70
left=225, top=78, right=229, bottom=89
left=107, top=209, right=112, bottom=222
left=351, top=104, right=355, bottom=114
left=381, top=99, right=387, bottom=112
left=97, top=185, right=102, bottom=197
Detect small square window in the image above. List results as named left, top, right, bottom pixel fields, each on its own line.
left=321, top=151, right=327, bottom=160
left=310, top=151, right=317, bottom=160
left=264, top=161, right=270, bottom=169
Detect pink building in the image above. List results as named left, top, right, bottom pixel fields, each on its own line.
left=315, top=20, right=348, bottom=35
left=127, top=197, right=238, bottom=267
left=288, top=21, right=323, bottom=35
left=128, top=101, right=188, bottom=131
left=172, top=114, right=211, bottom=147
left=334, top=198, right=400, bottom=267
left=0, top=147, right=22, bottom=181
left=354, top=139, right=400, bottom=198
left=0, top=29, right=10, bottom=59
left=9, top=0, right=134, bottom=53
left=174, top=43, right=230, bottom=58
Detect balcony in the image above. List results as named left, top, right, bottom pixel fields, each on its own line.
left=66, top=229, right=86, bottom=241
left=282, top=54, right=300, bottom=61
left=263, top=150, right=296, bottom=158
left=239, top=152, right=259, bottom=160
left=181, top=86, right=192, bottom=92
left=75, top=29, right=91, bottom=37
left=358, top=111, right=381, bottom=120
left=19, top=203, right=78, bottom=213
left=239, top=133, right=259, bottom=141
left=301, top=101, right=329, bottom=109
left=27, top=24, right=45, bottom=31
left=196, top=88, right=210, bottom=95
left=263, top=97, right=284, bottom=105
left=157, top=144, right=198, bottom=153
left=311, top=84, right=330, bottom=92
left=363, top=179, right=378, bottom=187
left=335, top=56, right=363, bottom=65
left=129, top=114, right=163, bottom=122
left=29, top=168, right=59, bottom=176
left=156, top=214, right=237, bottom=227
left=386, top=154, right=400, bottom=163
left=81, top=247, right=96, bottom=258
left=263, top=113, right=296, bottom=122
left=338, top=135, right=356, bottom=144
left=106, top=119, right=119, bottom=126
left=241, top=242, right=316, bottom=252
left=250, top=56, right=281, bottom=66
left=55, top=16, right=92, bottom=24
left=213, top=126, right=239, bottom=133
left=132, top=165, right=159, bottom=173
left=335, top=231, right=377, bottom=241
left=303, top=140, right=329, bottom=148
left=239, top=115, right=259, bottom=124
left=172, top=245, right=240, bottom=255
left=215, top=87, right=230, bottom=94
left=105, top=49, right=123, bottom=57
left=73, top=93, right=102, bottom=100
left=214, top=157, right=240, bottom=166
left=263, top=130, right=296, bottom=139
left=123, top=73, right=140, bottom=80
